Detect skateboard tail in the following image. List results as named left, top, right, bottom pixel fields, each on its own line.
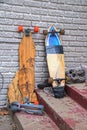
left=47, top=54, right=65, bottom=87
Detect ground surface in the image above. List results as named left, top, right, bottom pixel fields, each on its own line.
left=0, top=114, right=18, bottom=130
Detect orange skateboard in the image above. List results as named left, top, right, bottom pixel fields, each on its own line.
left=18, top=27, right=39, bottom=102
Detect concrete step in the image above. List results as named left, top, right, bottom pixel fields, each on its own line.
left=65, top=83, right=87, bottom=110
left=13, top=111, right=60, bottom=130
left=36, top=89, right=87, bottom=130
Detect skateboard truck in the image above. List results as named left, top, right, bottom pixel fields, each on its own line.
left=25, top=28, right=31, bottom=36
left=48, top=77, right=66, bottom=86
left=18, top=25, right=39, bottom=36
left=53, top=78, right=66, bottom=86
left=43, top=29, right=65, bottom=35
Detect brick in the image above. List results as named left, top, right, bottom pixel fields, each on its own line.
left=35, top=62, right=47, bottom=68
left=50, top=0, right=65, bottom=4
left=41, top=2, right=56, bottom=9
left=0, top=56, right=18, bottom=62
left=41, top=16, right=57, bottom=22
left=77, top=36, right=87, bottom=42
left=12, top=6, right=31, bottom=13
left=64, top=46, right=76, bottom=52
left=31, top=15, right=40, bottom=21
left=0, top=66, right=18, bottom=73
left=48, top=10, right=64, bottom=17
left=79, top=25, right=87, bottom=30
left=64, top=52, right=82, bottom=57
left=36, top=45, right=45, bottom=51
left=35, top=72, right=49, bottom=78
left=0, top=50, right=18, bottom=56
left=0, top=32, right=14, bottom=38
left=65, top=57, right=75, bottom=62
left=65, top=0, right=82, bottom=5
left=73, top=5, right=87, bottom=12
left=32, top=21, right=48, bottom=28
left=0, top=25, right=16, bottom=32
left=64, top=11, right=79, bottom=18
left=35, top=57, right=45, bottom=62
left=80, top=12, right=87, bottom=19
left=0, top=101, right=7, bottom=108
left=6, top=12, right=24, bottom=19
left=59, top=17, right=73, bottom=24
left=1, top=62, right=18, bottom=67
left=13, top=19, right=31, bottom=26
left=38, top=51, right=45, bottom=57
left=62, top=35, right=77, bottom=41
left=66, top=30, right=86, bottom=36
left=0, top=4, right=12, bottom=11
left=0, top=0, right=4, bottom=3
left=0, top=89, right=7, bottom=95
left=82, top=0, right=87, bottom=6
left=0, top=95, right=7, bottom=100
left=5, top=0, right=24, bottom=6
left=0, top=37, right=20, bottom=43
left=0, top=11, right=5, bottom=18
left=75, top=47, right=87, bottom=52
left=24, top=14, right=32, bottom=20
left=0, top=19, right=13, bottom=25
left=24, top=1, right=41, bottom=7
left=31, top=8, right=48, bottom=15
left=37, top=0, right=49, bottom=1
left=66, top=41, right=87, bottom=47
left=0, top=43, right=19, bottom=49
left=73, top=18, right=87, bottom=25
left=63, top=24, right=79, bottom=30
left=56, top=4, right=73, bottom=11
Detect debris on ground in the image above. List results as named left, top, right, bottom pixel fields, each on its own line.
left=0, top=108, right=18, bottom=130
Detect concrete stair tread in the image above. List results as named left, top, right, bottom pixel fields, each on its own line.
left=68, top=83, right=87, bottom=98
left=65, top=83, right=87, bottom=110
left=36, top=89, right=87, bottom=130
left=14, top=111, right=60, bottom=130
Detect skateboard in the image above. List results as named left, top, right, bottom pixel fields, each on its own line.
left=43, top=26, right=66, bottom=98
left=8, top=26, right=45, bottom=115
left=18, top=27, right=39, bottom=102
left=8, top=26, right=39, bottom=104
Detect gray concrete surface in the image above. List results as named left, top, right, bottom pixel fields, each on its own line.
left=0, top=114, right=18, bottom=130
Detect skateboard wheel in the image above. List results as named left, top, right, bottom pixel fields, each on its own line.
left=18, top=25, right=23, bottom=32
left=48, top=77, right=53, bottom=84
left=34, top=26, right=39, bottom=32
left=59, top=29, right=65, bottom=35
left=34, top=101, right=39, bottom=105
left=43, top=30, right=48, bottom=35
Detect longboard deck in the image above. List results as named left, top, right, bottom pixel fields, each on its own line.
left=8, top=31, right=38, bottom=104
left=45, top=26, right=65, bottom=88
left=19, top=33, right=37, bottom=102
